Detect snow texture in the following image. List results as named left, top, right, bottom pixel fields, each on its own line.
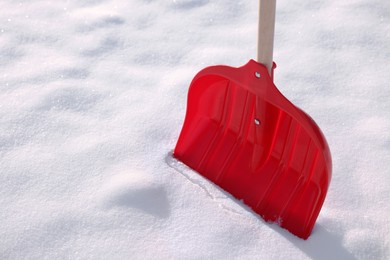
left=0, top=0, right=389, bottom=259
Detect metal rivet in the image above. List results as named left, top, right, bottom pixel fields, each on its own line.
left=255, top=72, right=261, bottom=78
left=254, top=119, right=261, bottom=125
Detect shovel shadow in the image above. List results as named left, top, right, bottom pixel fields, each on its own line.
left=227, top=191, right=356, bottom=259
left=270, top=222, right=356, bottom=260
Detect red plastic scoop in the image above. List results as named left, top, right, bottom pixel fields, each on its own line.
left=174, top=0, right=331, bottom=239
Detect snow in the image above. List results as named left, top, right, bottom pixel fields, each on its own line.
left=1, top=0, right=389, bottom=259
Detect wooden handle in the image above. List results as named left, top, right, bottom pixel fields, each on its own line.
left=257, top=0, right=276, bottom=75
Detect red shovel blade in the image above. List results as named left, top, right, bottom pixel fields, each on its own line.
left=174, top=60, right=332, bottom=239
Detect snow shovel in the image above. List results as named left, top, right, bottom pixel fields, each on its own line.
left=174, top=0, right=332, bottom=239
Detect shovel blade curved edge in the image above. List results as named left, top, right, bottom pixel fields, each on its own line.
left=174, top=60, right=332, bottom=239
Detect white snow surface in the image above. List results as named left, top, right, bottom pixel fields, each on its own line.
left=1, top=0, right=389, bottom=259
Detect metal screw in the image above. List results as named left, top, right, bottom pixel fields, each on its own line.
left=254, top=119, right=261, bottom=125
left=255, top=72, right=261, bottom=78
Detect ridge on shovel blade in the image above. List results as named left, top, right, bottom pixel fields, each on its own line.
left=174, top=60, right=332, bottom=239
